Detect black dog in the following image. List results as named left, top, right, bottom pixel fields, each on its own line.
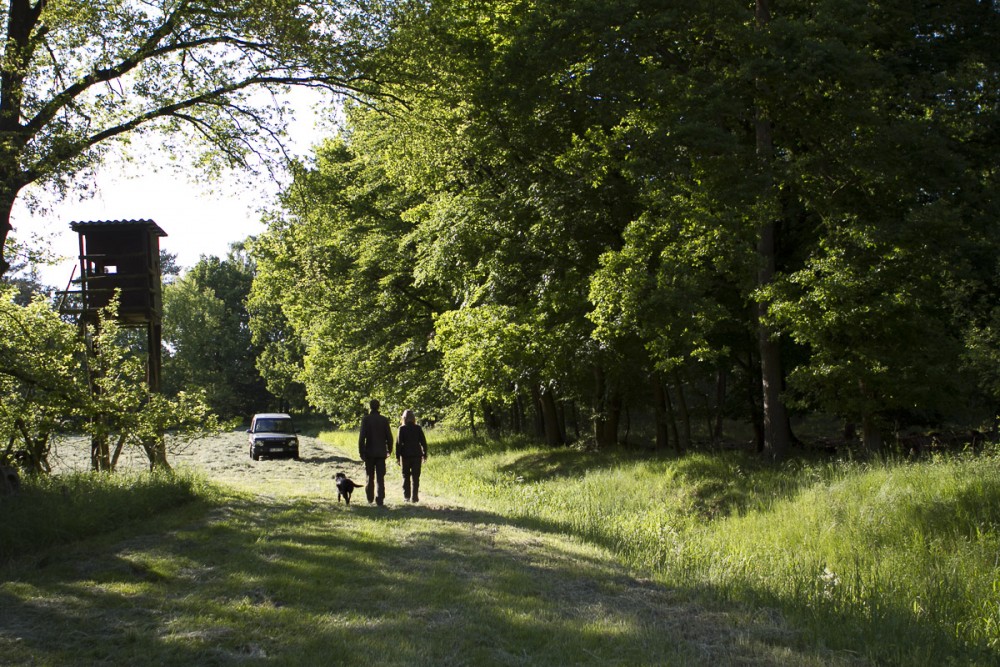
left=335, top=472, right=362, bottom=505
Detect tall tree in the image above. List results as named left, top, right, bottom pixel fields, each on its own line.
left=249, top=137, right=452, bottom=422
left=0, top=0, right=388, bottom=277
left=162, top=247, right=269, bottom=418
left=250, top=0, right=1000, bottom=448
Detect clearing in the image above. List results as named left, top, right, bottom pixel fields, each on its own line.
left=0, top=431, right=860, bottom=666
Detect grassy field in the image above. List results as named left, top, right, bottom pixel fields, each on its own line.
left=388, top=431, right=1000, bottom=666
left=1, top=428, right=997, bottom=665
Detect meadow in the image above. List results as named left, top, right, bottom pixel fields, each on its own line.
left=393, top=432, right=1000, bottom=665
left=1, top=428, right=997, bottom=665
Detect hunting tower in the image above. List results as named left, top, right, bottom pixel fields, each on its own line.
left=64, top=219, right=167, bottom=391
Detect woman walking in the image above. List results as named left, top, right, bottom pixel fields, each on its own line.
left=396, top=409, right=428, bottom=502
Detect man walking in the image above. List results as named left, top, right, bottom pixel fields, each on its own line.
left=358, top=399, right=394, bottom=506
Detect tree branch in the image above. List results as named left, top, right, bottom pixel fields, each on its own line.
left=20, top=71, right=369, bottom=185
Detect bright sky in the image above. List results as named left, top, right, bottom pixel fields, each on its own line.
left=13, top=168, right=271, bottom=289
left=11, top=89, right=333, bottom=288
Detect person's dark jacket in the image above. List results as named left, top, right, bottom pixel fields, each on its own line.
left=396, top=423, right=427, bottom=459
left=359, top=411, right=393, bottom=460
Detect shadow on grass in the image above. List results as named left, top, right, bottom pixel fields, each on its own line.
left=492, top=446, right=831, bottom=519
left=0, top=494, right=866, bottom=667
left=297, top=452, right=355, bottom=466
left=380, top=501, right=998, bottom=666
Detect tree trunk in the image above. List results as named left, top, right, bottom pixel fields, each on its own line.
left=481, top=400, right=501, bottom=438
left=14, top=418, right=49, bottom=474
left=539, top=384, right=563, bottom=447
left=622, top=405, right=630, bottom=447
left=653, top=376, right=669, bottom=450
left=861, top=414, right=884, bottom=455
left=592, top=366, right=621, bottom=448
left=665, top=382, right=683, bottom=455
left=111, top=433, right=128, bottom=471
left=592, top=366, right=605, bottom=445
left=0, top=194, right=14, bottom=277
left=91, top=433, right=111, bottom=472
left=843, top=420, right=857, bottom=441
left=0, top=0, right=42, bottom=278
left=571, top=401, right=581, bottom=441
left=714, top=368, right=727, bottom=442
left=512, top=393, right=523, bottom=434
left=744, top=349, right=766, bottom=452
left=141, top=437, right=172, bottom=471
left=556, top=399, right=568, bottom=444
left=530, top=384, right=545, bottom=439
left=603, top=390, right=621, bottom=447
left=859, top=380, right=885, bottom=456
left=754, top=0, right=793, bottom=460
left=672, top=370, right=692, bottom=450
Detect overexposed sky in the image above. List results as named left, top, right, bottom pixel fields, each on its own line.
left=13, top=167, right=272, bottom=288
left=11, top=88, right=334, bottom=287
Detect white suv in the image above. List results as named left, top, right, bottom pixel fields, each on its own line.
left=247, top=413, right=300, bottom=461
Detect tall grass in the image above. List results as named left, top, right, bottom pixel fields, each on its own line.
left=406, top=431, right=1000, bottom=665
left=0, top=470, right=214, bottom=564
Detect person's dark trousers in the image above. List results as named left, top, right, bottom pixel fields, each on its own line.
left=401, top=457, right=422, bottom=502
left=365, top=457, right=387, bottom=505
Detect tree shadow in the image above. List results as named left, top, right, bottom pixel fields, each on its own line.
left=297, top=453, right=354, bottom=465
left=3, top=490, right=989, bottom=666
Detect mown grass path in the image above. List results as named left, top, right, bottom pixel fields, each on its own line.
left=1, top=433, right=855, bottom=666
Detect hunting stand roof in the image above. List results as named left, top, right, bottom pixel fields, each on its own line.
left=66, top=219, right=167, bottom=325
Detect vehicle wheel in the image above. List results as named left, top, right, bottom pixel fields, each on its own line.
left=251, top=449, right=260, bottom=461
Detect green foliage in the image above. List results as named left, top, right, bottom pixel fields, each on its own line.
left=248, top=137, right=451, bottom=422
left=0, top=287, right=85, bottom=471
left=163, top=248, right=271, bottom=418
left=0, top=287, right=226, bottom=473
left=245, top=0, right=1000, bottom=446
left=433, top=305, right=540, bottom=411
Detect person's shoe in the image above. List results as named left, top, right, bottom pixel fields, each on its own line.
left=404, top=495, right=410, bottom=502
left=412, top=495, right=419, bottom=503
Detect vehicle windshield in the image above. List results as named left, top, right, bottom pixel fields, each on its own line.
left=254, top=418, right=294, bottom=434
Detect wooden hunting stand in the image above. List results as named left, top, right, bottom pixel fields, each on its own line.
left=62, top=219, right=167, bottom=391
left=59, top=219, right=168, bottom=470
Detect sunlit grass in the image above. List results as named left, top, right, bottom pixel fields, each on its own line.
left=4, top=486, right=761, bottom=666
left=5, top=429, right=996, bottom=665
left=407, top=431, right=1000, bottom=665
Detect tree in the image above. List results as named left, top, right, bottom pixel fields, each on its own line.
left=1, top=288, right=223, bottom=473
left=349, top=0, right=654, bottom=443
left=578, top=0, right=1000, bottom=453
left=756, top=0, right=1000, bottom=450
left=161, top=273, right=232, bottom=414
left=249, top=137, right=452, bottom=423
left=0, top=286, right=81, bottom=472
left=172, top=246, right=270, bottom=417
left=0, top=0, right=389, bottom=277
left=249, top=0, right=1000, bottom=450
